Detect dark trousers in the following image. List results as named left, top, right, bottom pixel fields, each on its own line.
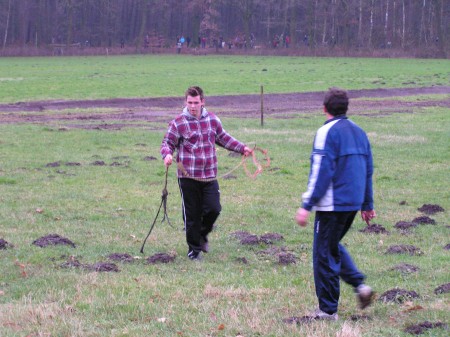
left=313, top=211, right=365, bottom=314
left=178, top=178, right=221, bottom=253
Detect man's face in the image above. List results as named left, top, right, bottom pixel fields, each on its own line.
left=186, top=95, right=204, bottom=119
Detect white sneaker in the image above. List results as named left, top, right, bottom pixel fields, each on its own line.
left=356, top=284, right=374, bottom=309
left=310, top=308, right=338, bottom=321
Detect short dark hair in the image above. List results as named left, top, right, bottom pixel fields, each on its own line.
left=185, top=86, right=204, bottom=100
left=323, top=87, right=349, bottom=116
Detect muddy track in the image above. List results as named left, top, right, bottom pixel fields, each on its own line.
left=0, top=86, right=448, bottom=127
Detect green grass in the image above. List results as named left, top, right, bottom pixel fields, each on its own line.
left=0, top=55, right=448, bottom=103
left=1, top=108, right=449, bottom=336
left=0, top=55, right=449, bottom=336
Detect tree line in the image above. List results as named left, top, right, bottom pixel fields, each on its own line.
left=1, top=0, right=448, bottom=58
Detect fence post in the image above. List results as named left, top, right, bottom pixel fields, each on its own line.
left=260, top=85, right=264, bottom=127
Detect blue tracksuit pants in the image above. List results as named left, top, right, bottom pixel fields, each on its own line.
left=313, top=211, right=366, bottom=314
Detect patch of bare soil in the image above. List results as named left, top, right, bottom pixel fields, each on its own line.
left=87, top=262, right=119, bottom=272
left=349, top=314, right=372, bottom=321
left=32, top=234, right=76, bottom=248
left=434, top=283, right=450, bottom=295
left=256, top=246, right=297, bottom=265
left=386, top=244, right=423, bottom=256
left=359, top=223, right=390, bottom=234
left=417, top=204, right=445, bottom=215
left=108, top=253, right=134, bottom=263
left=59, top=256, right=119, bottom=272
left=0, top=238, right=14, bottom=249
left=230, top=231, right=284, bottom=246
left=146, top=252, right=176, bottom=264
left=390, top=263, right=420, bottom=274
left=235, top=257, right=248, bottom=264
left=404, top=321, right=448, bottom=335
left=394, top=221, right=417, bottom=230
left=1, top=86, right=449, bottom=128
left=277, top=252, right=297, bottom=265
left=378, top=288, right=420, bottom=304
left=230, top=231, right=260, bottom=245
left=259, top=232, right=284, bottom=244
left=412, top=216, right=436, bottom=225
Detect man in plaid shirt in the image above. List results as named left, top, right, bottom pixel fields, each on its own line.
left=161, top=86, right=252, bottom=260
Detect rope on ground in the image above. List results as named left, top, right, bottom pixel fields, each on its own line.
left=140, top=166, right=171, bottom=254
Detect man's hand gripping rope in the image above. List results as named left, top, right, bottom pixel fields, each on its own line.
left=140, top=166, right=172, bottom=254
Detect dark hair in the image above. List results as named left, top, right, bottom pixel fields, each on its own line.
left=323, top=87, right=349, bottom=116
left=185, top=86, right=204, bottom=100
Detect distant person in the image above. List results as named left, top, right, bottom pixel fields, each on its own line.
left=120, top=38, right=125, bottom=48
left=285, top=35, right=290, bottom=48
left=160, top=86, right=252, bottom=260
left=186, top=36, right=191, bottom=48
left=295, top=87, right=376, bottom=320
left=176, top=41, right=182, bottom=54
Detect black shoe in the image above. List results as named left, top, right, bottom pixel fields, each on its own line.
left=187, top=250, right=202, bottom=261
left=201, top=241, right=209, bottom=253
left=356, top=284, right=375, bottom=309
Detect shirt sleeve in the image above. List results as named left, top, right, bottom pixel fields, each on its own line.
left=361, top=142, right=374, bottom=210
left=160, top=120, right=179, bottom=158
left=214, top=117, right=245, bottom=153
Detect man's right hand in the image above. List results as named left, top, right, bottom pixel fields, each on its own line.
left=361, top=210, right=376, bottom=225
left=164, top=154, right=173, bottom=167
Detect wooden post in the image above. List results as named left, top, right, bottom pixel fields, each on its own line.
left=260, top=85, right=264, bottom=127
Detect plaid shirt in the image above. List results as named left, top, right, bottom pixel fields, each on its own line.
left=161, top=108, right=245, bottom=179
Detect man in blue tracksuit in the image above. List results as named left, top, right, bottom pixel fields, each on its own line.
left=295, top=87, right=376, bottom=321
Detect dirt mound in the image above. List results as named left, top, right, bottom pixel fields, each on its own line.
left=0, top=238, right=14, bottom=250
left=278, top=252, right=297, bottom=265
left=417, top=204, right=445, bottom=215
left=434, top=283, right=450, bottom=295
left=230, top=231, right=259, bottom=245
left=32, top=234, right=76, bottom=248
left=359, top=223, right=390, bottom=234
left=87, top=262, right=119, bottom=272
left=394, top=221, right=417, bottom=230
left=386, top=245, right=423, bottom=256
left=260, top=232, right=284, bottom=244
left=404, top=321, right=447, bottom=335
left=378, top=288, right=420, bottom=303
left=349, top=314, right=372, bottom=321
left=146, top=252, right=176, bottom=264
left=230, top=231, right=284, bottom=245
left=91, top=160, right=106, bottom=166
left=390, top=263, right=420, bottom=274
left=235, top=257, right=248, bottom=264
left=412, top=216, right=436, bottom=225
left=108, top=253, right=134, bottom=263
left=60, top=257, right=119, bottom=272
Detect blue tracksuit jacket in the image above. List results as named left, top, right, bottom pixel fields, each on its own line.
left=302, top=115, right=374, bottom=212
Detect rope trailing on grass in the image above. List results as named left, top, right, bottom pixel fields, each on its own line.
left=140, top=166, right=171, bottom=254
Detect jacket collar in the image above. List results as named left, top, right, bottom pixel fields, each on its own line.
left=325, top=114, right=347, bottom=124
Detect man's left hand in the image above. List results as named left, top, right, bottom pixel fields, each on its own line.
left=243, top=146, right=253, bottom=156
left=296, top=208, right=310, bottom=227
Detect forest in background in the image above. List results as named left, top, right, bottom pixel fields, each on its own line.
left=0, top=0, right=448, bottom=58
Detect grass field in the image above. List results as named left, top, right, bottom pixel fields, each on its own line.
left=0, top=55, right=449, bottom=336
left=0, top=55, right=449, bottom=103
